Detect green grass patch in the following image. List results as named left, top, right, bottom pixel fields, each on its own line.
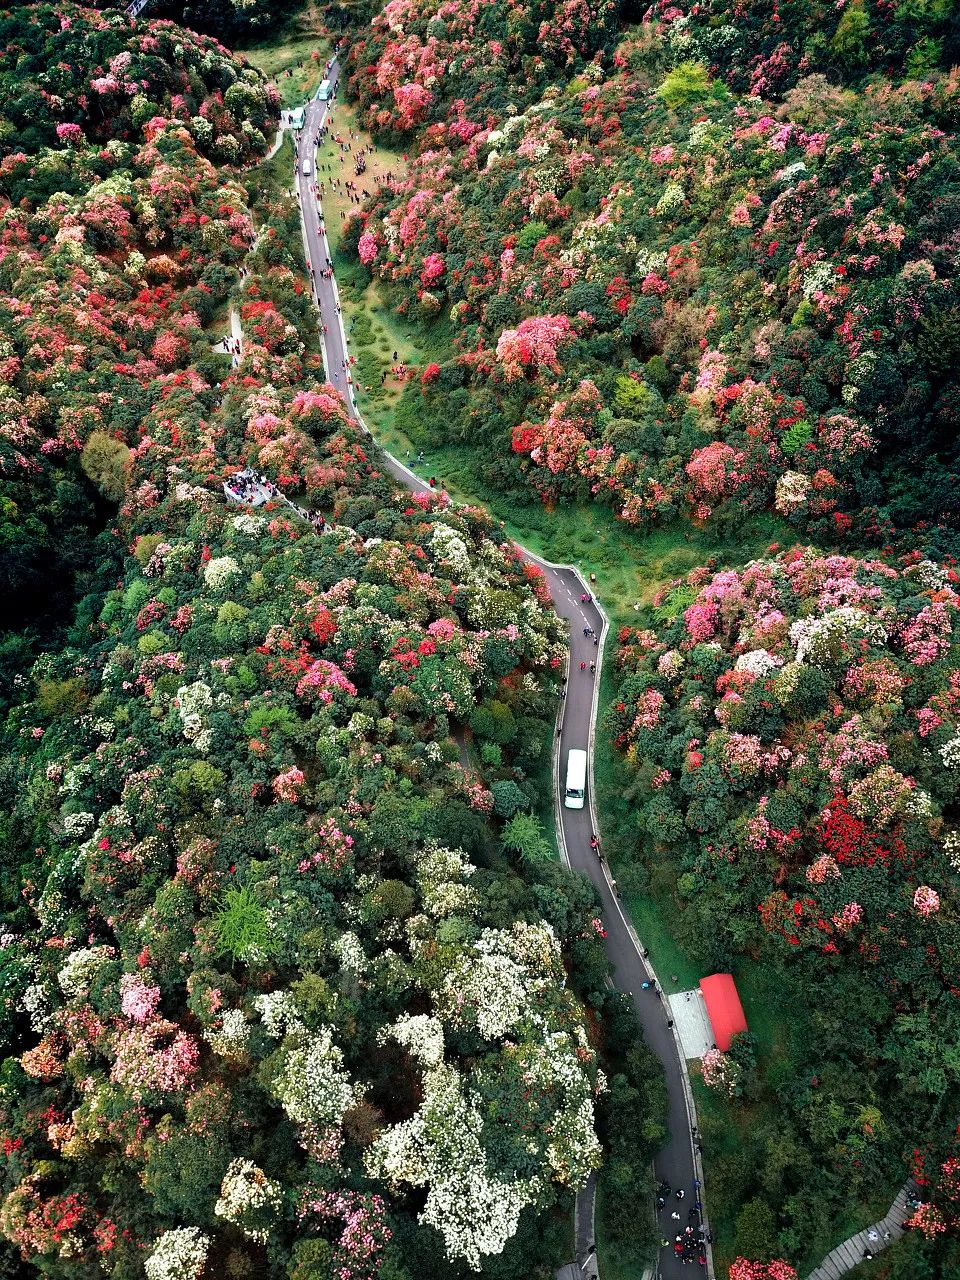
left=314, top=101, right=406, bottom=254
left=244, top=32, right=329, bottom=108
left=529, top=711, right=561, bottom=861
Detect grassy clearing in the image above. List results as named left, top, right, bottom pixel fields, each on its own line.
left=244, top=28, right=329, bottom=108
left=338, top=277, right=452, bottom=428
left=530, top=713, right=561, bottom=861
left=314, top=101, right=406, bottom=254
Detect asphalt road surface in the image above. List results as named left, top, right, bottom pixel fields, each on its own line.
left=294, top=64, right=710, bottom=1279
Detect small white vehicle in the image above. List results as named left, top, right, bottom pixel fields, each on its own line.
left=564, top=748, right=587, bottom=809
left=302, top=158, right=313, bottom=177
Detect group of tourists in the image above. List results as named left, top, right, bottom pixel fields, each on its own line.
left=224, top=470, right=326, bottom=535
left=658, top=1183, right=709, bottom=1268
left=224, top=470, right=270, bottom=504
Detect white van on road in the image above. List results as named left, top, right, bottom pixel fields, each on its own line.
left=564, top=748, right=587, bottom=809
left=302, top=158, right=312, bottom=177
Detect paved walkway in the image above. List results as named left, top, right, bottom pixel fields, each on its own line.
left=213, top=307, right=243, bottom=366
left=806, top=1182, right=917, bottom=1280
left=670, top=990, right=714, bottom=1061
left=293, top=62, right=712, bottom=1280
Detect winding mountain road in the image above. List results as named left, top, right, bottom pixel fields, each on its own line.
left=293, top=65, right=710, bottom=1280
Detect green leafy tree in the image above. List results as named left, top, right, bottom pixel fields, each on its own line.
left=502, top=812, right=552, bottom=863
left=79, top=430, right=132, bottom=502
left=214, top=885, right=277, bottom=964
left=491, top=779, right=529, bottom=818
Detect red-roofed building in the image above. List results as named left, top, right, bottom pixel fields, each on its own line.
left=700, top=973, right=747, bottom=1052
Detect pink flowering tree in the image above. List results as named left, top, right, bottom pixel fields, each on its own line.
left=496, top=315, right=573, bottom=382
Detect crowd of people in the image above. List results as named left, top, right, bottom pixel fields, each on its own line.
left=658, top=1183, right=710, bottom=1268
left=223, top=470, right=326, bottom=535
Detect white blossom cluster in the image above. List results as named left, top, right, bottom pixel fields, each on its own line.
left=801, top=260, right=835, bottom=300
left=945, top=830, right=960, bottom=872
left=735, top=649, right=784, bottom=678
left=775, top=160, right=809, bottom=186
left=144, top=1228, right=210, bottom=1280
left=22, top=981, right=53, bottom=1033
left=333, top=930, right=368, bottom=977
left=442, top=948, right=528, bottom=1039
left=231, top=513, right=265, bottom=537
left=904, top=558, right=950, bottom=590
left=365, top=1063, right=534, bottom=1270
left=204, top=1008, right=250, bottom=1058
left=62, top=811, right=95, bottom=837
left=411, top=842, right=479, bottom=918
left=940, top=735, right=960, bottom=769
left=441, top=922, right=562, bottom=1044
left=254, top=990, right=300, bottom=1038
left=58, top=945, right=114, bottom=1001
left=658, top=649, right=685, bottom=678
left=203, top=555, right=240, bottom=590
left=214, top=1159, right=282, bottom=1243
left=656, top=181, right=686, bottom=215
left=175, top=680, right=213, bottom=754
left=383, top=1013, right=445, bottom=1068
left=774, top=469, right=810, bottom=514
left=790, top=607, right=888, bottom=666
left=272, top=1025, right=359, bottom=1130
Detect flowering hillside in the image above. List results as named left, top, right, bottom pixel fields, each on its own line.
left=608, top=546, right=960, bottom=1266
left=0, top=7, right=665, bottom=1277
left=344, top=0, right=620, bottom=134
left=0, top=5, right=278, bottom=165
left=343, top=12, right=960, bottom=545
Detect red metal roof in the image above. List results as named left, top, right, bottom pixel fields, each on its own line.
left=700, top=973, right=747, bottom=1052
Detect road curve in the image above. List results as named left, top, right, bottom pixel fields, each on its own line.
left=294, top=65, right=711, bottom=1280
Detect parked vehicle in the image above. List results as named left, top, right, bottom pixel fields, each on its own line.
left=564, top=748, right=587, bottom=809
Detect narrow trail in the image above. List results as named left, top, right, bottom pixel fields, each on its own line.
left=292, top=64, right=710, bottom=1280
left=805, top=1181, right=918, bottom=1280
left=212, top=307, right=243, bottom=367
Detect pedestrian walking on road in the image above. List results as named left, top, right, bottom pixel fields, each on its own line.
left=670, top=1211, right=680, bottom=1221
left=579, top=661, right=586, bottom=671
left=589, top=662, right=596, bottom=674
left=676, top=1189, right=685, bottom=1200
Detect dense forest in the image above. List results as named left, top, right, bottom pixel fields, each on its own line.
left=0, top=5, right=665, bottom=1277
left=2, top=0, right=960, bottom=1277
left=332, top=0, right=960, bottom=1275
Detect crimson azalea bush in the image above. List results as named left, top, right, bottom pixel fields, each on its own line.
left=343, top=0, right=620, bottom=137
left=608, top=545, right=960, bottom=1266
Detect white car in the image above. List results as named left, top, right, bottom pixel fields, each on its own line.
left=564, top=748, right=587, bottom=809
left=302, top=159, right=312, bottom=177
